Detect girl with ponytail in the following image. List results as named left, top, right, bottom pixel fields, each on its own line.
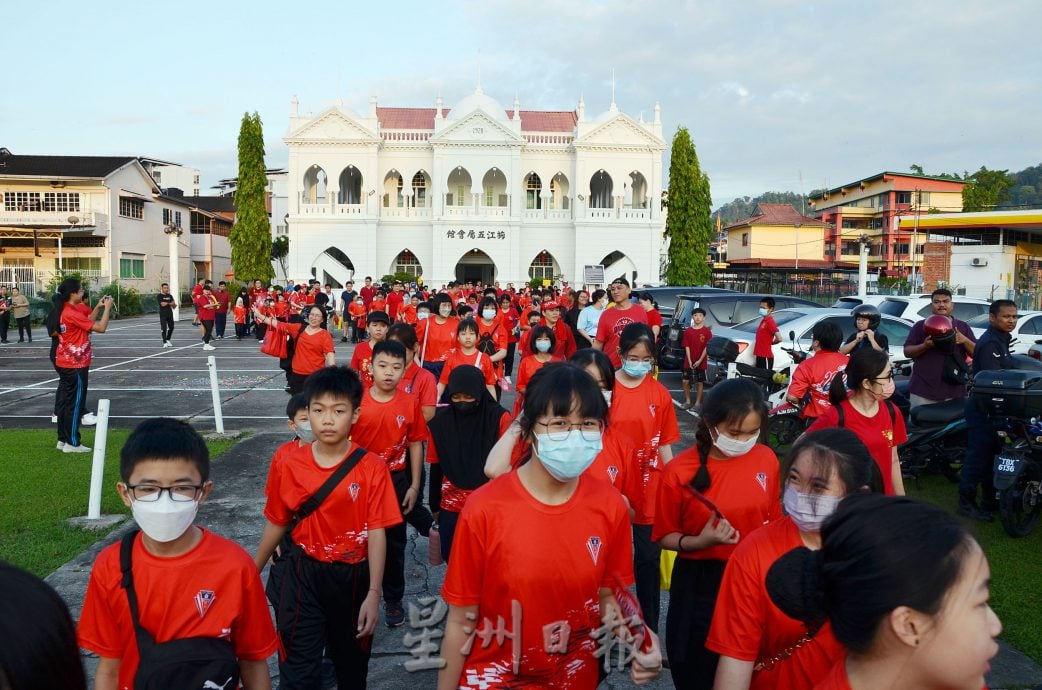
left=652, top=377, right=778, bottom=689
left=766, top=494, right=1001, bottom=690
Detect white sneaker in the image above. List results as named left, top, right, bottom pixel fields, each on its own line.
left=62, top=443, right=91, bottom=453
left=56, top=441, right=65, bottom=450
left=505, top=376, right=512, bottom=384
left=80, top=413, right=98, bottom=426
left=202, top=343, right=216, bottom=351
left=163, top=341, right=172, bottom=348
left=51, top=414, right=58, bottom=423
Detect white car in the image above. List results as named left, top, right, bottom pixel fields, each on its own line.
left=967, top=311, right=1042, bottom=355
left=877, top=295, right=992, bottom=323
left=709, top=308, right=914, bottom=372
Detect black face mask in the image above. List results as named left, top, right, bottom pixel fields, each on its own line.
left=452, top=401, right=478, bottom=415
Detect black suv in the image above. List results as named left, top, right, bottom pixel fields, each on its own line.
left=635, top=285, right=735, bottom=320
left=657, top=293, right=826, bottom=369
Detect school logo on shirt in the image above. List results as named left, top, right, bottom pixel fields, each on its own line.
left=755, top=472, right=768, bottom=492
left=348, top=482, right=361, bottom=501
left=648, top=404, right=657, bottom=418
left=607, top=465, right=619, bottom=484
left=586, top=536, right=602, bottom=566
left=194, top=590, right=216, bottom=618
left=395, top=414, right=406, bottom=428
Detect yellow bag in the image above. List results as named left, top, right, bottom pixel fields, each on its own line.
left=660, top=548, right=677, bottom=590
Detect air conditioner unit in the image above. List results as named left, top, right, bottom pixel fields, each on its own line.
left=971, top=257, right=988, bottom=267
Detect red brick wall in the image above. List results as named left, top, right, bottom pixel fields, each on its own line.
left=921, top=241, right=952, bottom=292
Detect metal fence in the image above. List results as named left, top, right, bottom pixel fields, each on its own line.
left=0, top=266, right=36, bottom=297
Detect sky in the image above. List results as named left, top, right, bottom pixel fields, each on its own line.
left=3, top=0, right=1040, bottom=207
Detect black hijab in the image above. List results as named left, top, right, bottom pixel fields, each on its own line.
left=428, top=365, right=508, bottom=490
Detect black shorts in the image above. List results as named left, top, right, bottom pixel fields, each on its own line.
left=683, top=368, right=707, bottom=383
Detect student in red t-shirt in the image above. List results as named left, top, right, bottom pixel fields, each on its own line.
left=498, top=293, right=520, bottom=380
left=349, top=341, right=433, bottom=628
left=416, top=293, right=459, bottom=380
left=256, top=366, right=402, bottom=688
left=753, top=296, right=782, bottom=370
left=638, top=292, right=664, bottom=339
left=540, top=298, right=578, bottom=360
left=387, top=322, right=438, bottom=422
left=682, top=307, right=712, bottom=410
left=787, top=321, right=849, bottom=421
left=809, top=348, right=907, bottom=496
left=437, top=318, right=497, bottom=399
left=765, top=495, right=1001, bottom=690
left=439, top=364, right=662, bottom=689
left=427, top=365, right=511, bottom=560
left=513, top=325, right=559, bottom=417
left=193, top=282, right=220, bottom=351
left=516, top=309, right=544, bottom=360
left=386, top=281, right=405, bottom=320
left=653, top=378, right=780, bottom=690
left=595, top=277, right=648, bottom=368
left=351, top=310, right=390, bottom=388
left=264, top=394, right=314, bottom=497
left=708, top=428, right=882, bottom=690
left=611, top=323, right=680, bottom=634
left=79, top=418, right=278, bottom=689
left=255, top=304, right=335, bottom=394
left=476, top=296, right=508, bottom=383
left=47, top=277, right=113, bottom=453
left=233, top=297, right=248, bottom=340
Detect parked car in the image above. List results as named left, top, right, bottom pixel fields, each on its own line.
left=967, top=310, right=1042, bottom=355
left=830, top=295, right=893, bottom=309
left=877, top=295, right=992, bottom=323
left=706, top=308, right=915, bottom=373
left=657, top=294, right=825, bottom=369
left=635, top=286, right=735, bottom=320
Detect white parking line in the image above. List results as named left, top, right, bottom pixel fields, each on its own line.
left=0, top=387, right=288, bottom=392
left=3, top=414, right=287, bottom=420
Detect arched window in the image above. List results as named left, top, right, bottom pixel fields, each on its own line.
left=383, top=171, right=403, bottom=208
left=303, top=165, right=327, bottom=203
left=338, top=166, right=363, bottom=204
left=628, top=171, right=648, bottom=209
left=590, top=170, right=613, bottom=208
left=529, top=250, right=556, bottom=282
left=394, top=249, right=422, bottom=278
left=447, top=167, right=472, bottom=207
left=550, top=172, right=570, bottom=210
left=482, top=168, right=507, bottom=207
left=412, top=171, right=430, bottom=208
left=525, top=173, right=542, bottom=210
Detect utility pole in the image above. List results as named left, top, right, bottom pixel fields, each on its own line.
left=909, top=188, right=922, bottom=292
left=858, top=233, right=870, bottom=295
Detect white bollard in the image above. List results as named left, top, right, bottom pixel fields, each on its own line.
left=207, top=355, right=225, bottom=434
left=86, top=399, right=111, bottom=520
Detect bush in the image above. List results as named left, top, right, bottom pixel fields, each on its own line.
left=45, top=271, right=92, bottom=297
left=96, top=282, right=144, bottom=317
left=380, top=272, right=420, bottom=286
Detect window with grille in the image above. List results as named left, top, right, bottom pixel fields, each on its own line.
left=529, top=254, right=554, bottom=280
left=3, top=191, right=41, bottom=211
left=395, top=251, right=422, bottom=277
left=42, top=192, right=80, bottom=212
left=119, top=255, right=145, bottom=279
left=120, top=198, right=144, bottom=219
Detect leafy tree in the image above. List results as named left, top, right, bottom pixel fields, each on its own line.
left=664, top=126, right=713, bottom=285
left=229, top=112, right=274, bottom=283
left=909, top=163, right=925, bottom=175
left=712, top=191, right=807, bottom=227
left=271, top=235, right=289, bottom=283
left=962, top=166, right=1014, bottom=212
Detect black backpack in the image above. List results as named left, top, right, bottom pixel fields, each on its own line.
left=120, top=531, right=240, bottom=690
left=477, top=323, right=500, bottom=357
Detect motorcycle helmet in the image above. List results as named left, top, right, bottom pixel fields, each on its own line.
left=923, top=314, right=956, bottom=353
left=852, top=304, right=881, bottom=331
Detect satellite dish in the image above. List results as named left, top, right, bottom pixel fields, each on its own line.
left=67, top=215, right=80, bottom=225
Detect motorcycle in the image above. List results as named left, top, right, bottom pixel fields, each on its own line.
left=763, top=332, right=810, bottom=449
left=897, top=398, right=967, bottom=483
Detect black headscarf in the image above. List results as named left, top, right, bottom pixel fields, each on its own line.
left=428, top=365, right=508, bottom=490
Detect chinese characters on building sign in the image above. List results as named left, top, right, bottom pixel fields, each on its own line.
left=446, top=229, right=507, bottom=240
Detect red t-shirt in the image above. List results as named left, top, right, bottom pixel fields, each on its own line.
left=512, top=355, right=560, bottom=417
left=77, top=529, right=279, bottom=689
left=645, top=308, right=663, bottom=331
left=350, top=340, right=376, bottom=388
left=360, top=284, right=377, bottom=307
left=386, top=291, right=405, bottom=319
left=281, top=323, right=334, bottom=376
left=596, top=303, right=648, bottom=368
left=351, top=389, right=428, bottom=473
left=399, top=361, right=438, bottom=409
left=417, top=317, right=459, bottom=363
left=682, top=325, right=712, bottom=369
left=194, top=293, right=219, bottom=320
left=263, top=443, right=402, bottom=562
left=706, top=517, right=843, bottom=690
left=215, top=289, right=230, bottom=312
left=264, top=438, right=305, bottom=496
left=754, top=315, right=779, bottom=359
left=233, top=305, right=247, bottom=325
left=500, top=307, right=520, bottom=344
left=428, top=414, right=512, bottom=512
left=543, top=318, right=578, bottom=359
left=478, top=317, right=508, bottom=361
left=439, top=349, right=496, bottom=387
left=809, top=399, right=907, bottom=495
left=788, top=351, right=849, bottom=419
left=652, top=443, right=781, bottom=562
left=610, top=375, right=681, bottom=524
left=273, top=300, right=290, bottom=319
left=585, top=426, right=642, bottom=511
left=442, top=471, right=634, bottom=688
left=56, top=302, right=94, bottom=369
left=401, top=303, right=418, bottom=324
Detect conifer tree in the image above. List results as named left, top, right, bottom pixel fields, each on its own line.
left=664, top=126, right=713, bottom=285
left=230, top=112, right=274, bottom=283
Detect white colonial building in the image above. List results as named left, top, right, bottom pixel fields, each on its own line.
left=284, top=88, right=666, bottom=287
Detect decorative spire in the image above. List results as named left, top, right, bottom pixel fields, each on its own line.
left=369, top=95, right=378, bottom=117
left=577, top=94, right=586, bottom=123
left=291, top=95, right=299, bottom=117
left=513, top=93, right=520, bottom=118
left=436, top=95, right=444, bottom=119
left=653, top=101, right=661, bottom=124
left=609, top=69, right=618, bottom=113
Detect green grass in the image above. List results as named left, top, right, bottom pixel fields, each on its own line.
left=906, top=474, right=1042, bottom=665
left=0, top=429, right=237, bottom=577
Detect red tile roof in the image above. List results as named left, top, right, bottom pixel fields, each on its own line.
left=725, top=203, right=826, bottom=230
left=376, top=107, right=576, bottom=132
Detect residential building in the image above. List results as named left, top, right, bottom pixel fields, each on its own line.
left=724, top=203, right=829, bottom=269
left=283, top=87, right=667, bottom=287
left=139, top=157, right=201, bottom=197
left=807, top=171, right=967, bottom=275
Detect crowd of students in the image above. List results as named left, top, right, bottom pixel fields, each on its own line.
left=4, top=277, right=1006, bottom=690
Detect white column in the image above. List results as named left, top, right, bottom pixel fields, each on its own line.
left=168, top=229, right=181, bottom=321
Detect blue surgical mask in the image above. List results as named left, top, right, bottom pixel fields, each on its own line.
left=294, top=421, right=316, bottom=444
left=417, top=312, right=430, bottom=320
left=534, top=430, right=603, bottom=481
left=482, top=309, right=497, bottom=320
left=758, top=307, right=769, bottom=317
left=783, top=485, right=842, bottom=533
left=535, top=339, right=552, bottom=353
left=621, top=360, right=653, bottom=378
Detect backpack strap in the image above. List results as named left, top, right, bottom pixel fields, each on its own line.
left=884, top=400, right=896, bottom=425
left=286, top=447, right=368, bottom=536
left=120, top=530, right=158, bottom=651
left=836, top=402, right=845, bottom=428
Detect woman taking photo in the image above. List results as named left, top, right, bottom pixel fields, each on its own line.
left=766, top=494, right=1001, bottom=690
left=439, top=363, right=661, bottom=688
left=708, top=428, right=882, bottom=690
left=253, top=304, right=334, bottom=394
left=417, top=292, right=459, bottom=380
left=612, top=322, right=680, bottom=635
left=653, top=378, right=780, bottom=690
left=808, top=347, right=907, bottom=496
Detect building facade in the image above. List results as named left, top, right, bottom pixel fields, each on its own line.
left=724, top=203, right=828, bottom=267
left=807, top=171, right=967, bottom=275
left=283, top=88, right=666, bottom=288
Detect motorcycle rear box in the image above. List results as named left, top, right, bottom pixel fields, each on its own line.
left=707, top=337, right=739, bottom=363
left=972, top=370, right=1042, bottom=418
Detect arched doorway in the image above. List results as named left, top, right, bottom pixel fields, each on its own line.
left=600, top=250, right=637, bottom=285
left=338, top=165, right=363, bottom=204
left=590, top=170, right=613, bottom=208
left=392, top=249, right=423, bottom=279
left=528, top=250, right=560, bottom=284
left=455, top=248, right=497, bottom=285
left=311, top=246, right=354, bottom=288
left=302, top=165, right=327, bottom=203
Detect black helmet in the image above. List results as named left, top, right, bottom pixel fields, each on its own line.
left=852, top=304, right=881, bottom=330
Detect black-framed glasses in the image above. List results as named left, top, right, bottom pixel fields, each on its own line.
left=535, top=418, right=604, bottom=441
left=126, top=484, right=205, bottom=503
left=874, top=371, right=895, bottom=382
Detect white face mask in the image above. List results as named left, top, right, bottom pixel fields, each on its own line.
left=482, top=309, right=497, bottom=320
left=602, top=389, right=613, bottom=406
left=294, top=420, right=316, bottom=444
left=783, top=485, right=842, bottom=533
left=713, top=427, right=758, bottom=457
left=131, top=492, right=199, bottom=543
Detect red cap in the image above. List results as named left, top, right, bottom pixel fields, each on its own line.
left=541, top=299, right=561, bottom=310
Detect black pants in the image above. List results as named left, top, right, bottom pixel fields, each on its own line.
left=666, top=558, right=726, bottom=690
left=56, top=366, right=89, bottom=446
left=50, top=339, right=60, bottom=416
left=16, top=316, right=30, bottom=341
left=0, top=312, right=8, bottom=342
left=288, top=370, right=310, bottom=396
left=268, top=552, right=372, bottom=690
left=421, top=361, right=444, bottom=381
left=255, top=322, right=267, bottom=341
left=755, top=356, right=774, bottom=371
left=215, top=311, right=227, bottom=338
left=159, top=309, right=174, bottom=342
left=384, top=469, right=435, bottom=603
left=200, top=319, right=214, bottom=344
left=234, top=322, right=246, bottom=339
left=503, top=341, right=517, bottom=378
left=632, top=523, right=661, bottom=633
left=962, top=399, right=999, bottom=504
left=437, top=508, right=460, bottom=562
